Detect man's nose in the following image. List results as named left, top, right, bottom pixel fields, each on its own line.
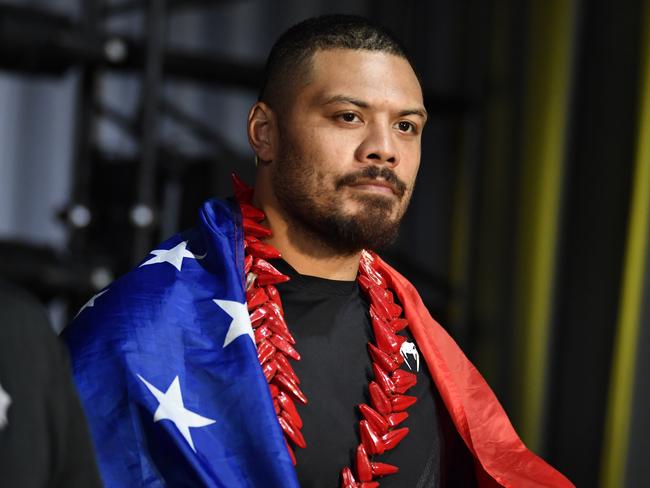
left=355, top=123, right=399, bottom=165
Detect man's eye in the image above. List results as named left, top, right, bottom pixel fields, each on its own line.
left=397, top=121, right=415, bottom=133
left=340, top=113, right=359, bottom=122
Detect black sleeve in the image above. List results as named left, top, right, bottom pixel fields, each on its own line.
left=0, top=281, right=103, bottom=488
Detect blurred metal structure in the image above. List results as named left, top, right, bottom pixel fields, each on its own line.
left=0, top=3, right=263, bottom=85
left=0, top=0, right=474, bottom=318
left=0, top=0, right=260, bottom=305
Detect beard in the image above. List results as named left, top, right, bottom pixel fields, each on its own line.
left=270, top=139, right=411, bottom=256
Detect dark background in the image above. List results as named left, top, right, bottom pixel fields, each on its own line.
left=1, top=1, right=649, bottom=486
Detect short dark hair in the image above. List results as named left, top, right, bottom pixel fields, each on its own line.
left=259, top=14, right=416, bottom=109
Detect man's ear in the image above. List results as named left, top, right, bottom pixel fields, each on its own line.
left=247, top=102, right=277, bottom=163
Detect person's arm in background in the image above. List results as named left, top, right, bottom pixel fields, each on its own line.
left=0, top=280, right=102, bottom=488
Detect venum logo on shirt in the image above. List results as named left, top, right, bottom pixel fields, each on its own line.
left=0, top=382, right=11, bottom=429
left=400, top=341, right=420, bottom=372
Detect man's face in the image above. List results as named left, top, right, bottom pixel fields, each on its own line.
left=270, top=48, right=426, bottom=254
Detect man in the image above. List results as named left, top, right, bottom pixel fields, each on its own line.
left=0, top=279, right=102, bottom=487
left=65, top=15, right=573, bottom=487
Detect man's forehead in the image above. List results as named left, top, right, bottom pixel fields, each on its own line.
left=303, top=49, right=425, bottom=110
left=309, top=48, right=418, bottom=82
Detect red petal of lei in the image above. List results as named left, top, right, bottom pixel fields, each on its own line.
left=371, top=461, right=399, bottom=476
left=240, top=202, right=265, bottom=221
left=231, top=172, right=253, bottom=203
left=368, top=381, right=391, bottom=416
left=273, top=373, right=308, bottom=405
left=341, top=467, right=357, bottom=487
left=355, top=444, right=373, bottom=482
left=386, top=411, right=409, bottom=427
left=359, top=403, right=389, bottom=435
left=278, top=391, right=303, bottom=429
left=359, top=420, right=384, bottom=455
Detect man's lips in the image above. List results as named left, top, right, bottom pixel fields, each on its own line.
left=347, top=179, right=399, bottom=196
left=336, top=167, right=407, bottom=197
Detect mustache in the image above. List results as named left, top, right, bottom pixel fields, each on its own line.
left=335, top=166, right=407, bottom=197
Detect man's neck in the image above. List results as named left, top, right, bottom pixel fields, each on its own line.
left=250, top=187, right=360, bottom=281
left=261, top=205, right=361, bottom=281
left=250, top=172, right=361, bottom=281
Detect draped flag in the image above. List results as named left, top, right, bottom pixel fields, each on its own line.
left=65, top=195, right=572, bottom=488
left=64, top=198, right=299, bottom=488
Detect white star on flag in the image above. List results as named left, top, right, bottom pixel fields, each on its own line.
left=214, top=299, right=254, bottom=347
left=74, top=289, right=109, bottom=318
left=137, top=374, right=216, bottom=452
left=140, top=241, right=206, bottom=271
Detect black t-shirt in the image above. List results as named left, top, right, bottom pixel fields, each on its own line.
left=274, top=261, right=477, bottom=488
left=0, top=281, right=103, bottom=488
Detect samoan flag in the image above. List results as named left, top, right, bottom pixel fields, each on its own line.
left=64, top=198, right=299, bottom=487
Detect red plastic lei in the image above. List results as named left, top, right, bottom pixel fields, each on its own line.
left=233, top=174, right=419, bottom=487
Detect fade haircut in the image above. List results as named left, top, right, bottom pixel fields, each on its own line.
left=259, top=14, right=416, bottom=110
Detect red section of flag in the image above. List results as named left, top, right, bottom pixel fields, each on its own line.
left=375, top=253, right=574, bottom=488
